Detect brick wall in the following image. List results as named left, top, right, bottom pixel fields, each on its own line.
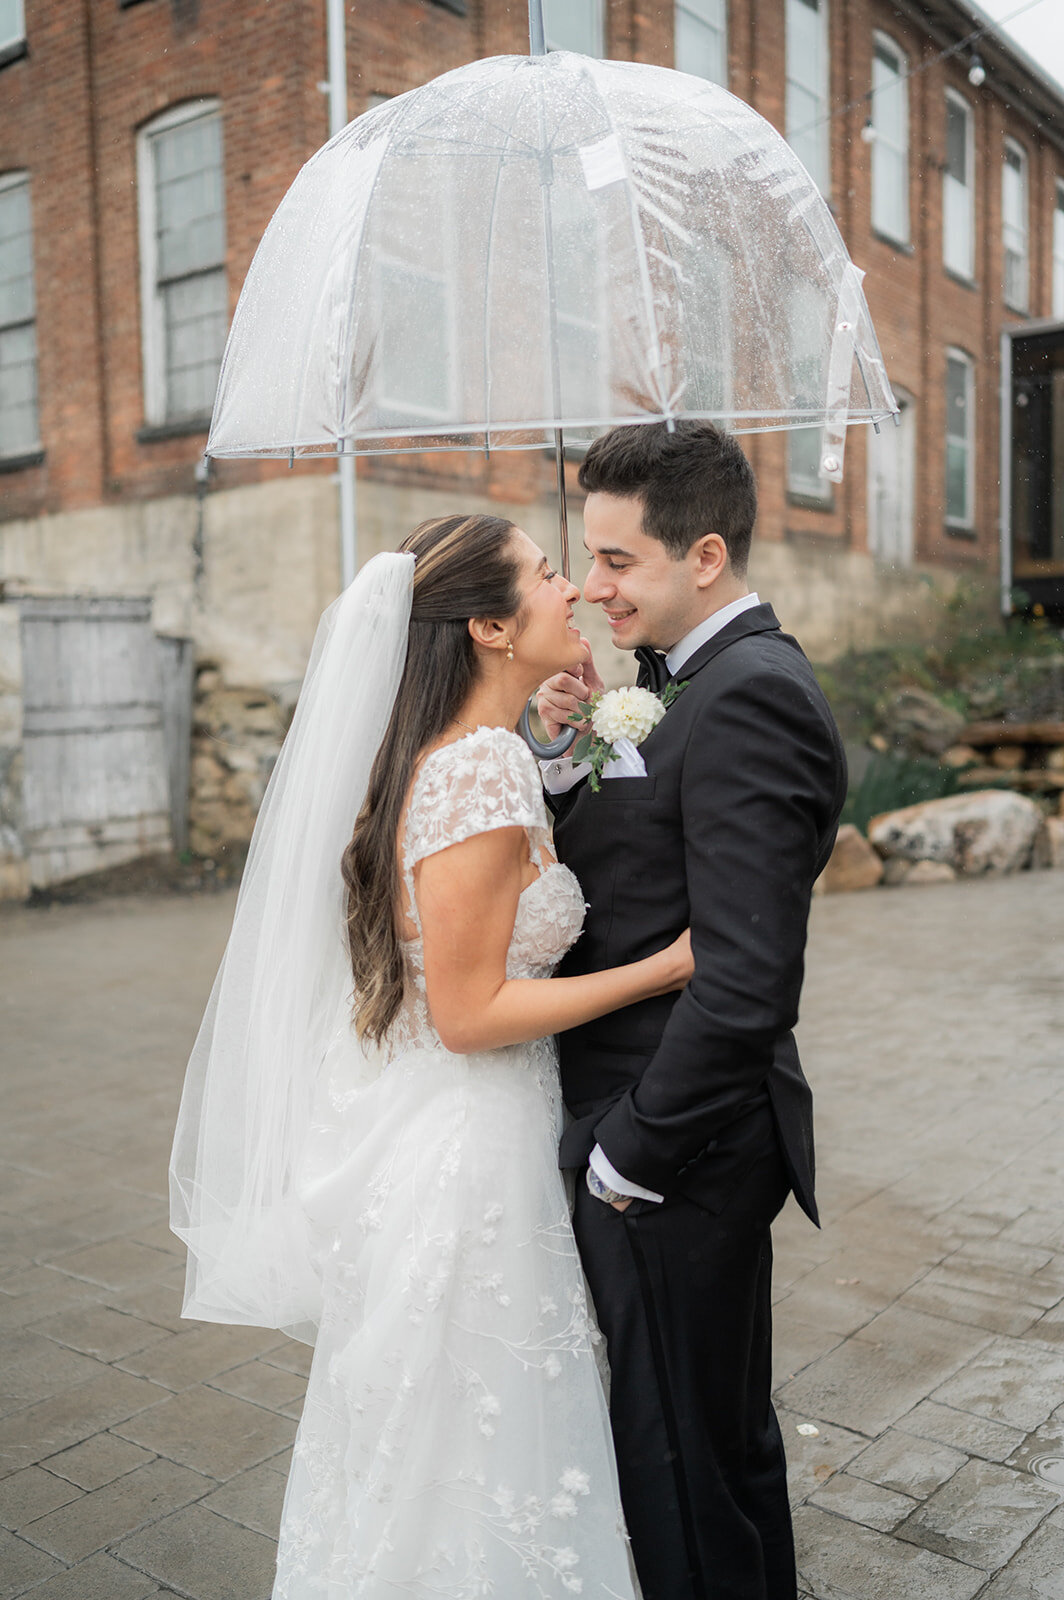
left=2, top=0, right=1063, bottom=578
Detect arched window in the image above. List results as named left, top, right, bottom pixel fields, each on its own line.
left=137, top=100, right=226, bottom=427
left=1002, top=139, right=1029, bottom=313
left=870, top=33, right=908, bottom=244
left=943, top=90, right=974, bottom=282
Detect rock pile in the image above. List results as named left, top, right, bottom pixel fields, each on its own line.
left=187, top=666, right=296, bottom=858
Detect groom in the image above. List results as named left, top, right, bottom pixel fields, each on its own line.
left=537, top=421, right=846, bottom=1600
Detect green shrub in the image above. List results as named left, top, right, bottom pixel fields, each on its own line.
left=841, top=752, right=962, bottom=836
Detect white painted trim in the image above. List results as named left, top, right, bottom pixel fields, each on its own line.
left=137, top=99, right=223, bottom=426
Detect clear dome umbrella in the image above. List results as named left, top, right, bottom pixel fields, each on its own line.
left=207, top=12, right=897, bottom=748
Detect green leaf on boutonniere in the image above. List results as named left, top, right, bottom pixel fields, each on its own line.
left=660, top=679, right=689, bottom=708
left=572, top=734, right=593, bottom=763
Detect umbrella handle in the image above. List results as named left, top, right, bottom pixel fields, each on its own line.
left=518, top=702, right=577, bottom=759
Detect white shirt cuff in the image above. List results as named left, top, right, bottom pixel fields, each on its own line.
left=540, top=756, right=592, bottom=795
left=589, top=1143, right=664, bottom=1204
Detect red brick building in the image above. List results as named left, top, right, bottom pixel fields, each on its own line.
left=0, top=0, right=1062, bottom=888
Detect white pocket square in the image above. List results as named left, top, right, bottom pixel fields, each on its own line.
left=602, top=737, right=648, bottom=779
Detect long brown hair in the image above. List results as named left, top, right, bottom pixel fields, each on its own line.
left=341, top=514, right=525, bottom=1043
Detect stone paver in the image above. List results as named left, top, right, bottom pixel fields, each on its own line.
left=0, top=873, right=1062, bottom=1597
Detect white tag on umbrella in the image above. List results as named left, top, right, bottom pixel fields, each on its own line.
left=580, top=135, right=626, bottom=191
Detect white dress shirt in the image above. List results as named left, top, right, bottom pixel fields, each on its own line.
left=551, top=593, right=762, bottom=1203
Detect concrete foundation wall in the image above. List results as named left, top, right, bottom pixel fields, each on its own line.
left=0, top=475, right=979, bottom=883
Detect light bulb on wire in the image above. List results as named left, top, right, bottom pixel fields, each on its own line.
left=968, top=54, right=986, bottom=87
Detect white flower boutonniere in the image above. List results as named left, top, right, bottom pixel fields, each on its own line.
left=570, top=681, right=688, bottom=792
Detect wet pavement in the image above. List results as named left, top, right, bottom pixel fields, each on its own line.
left=0, top=873, right=1062, bottom=1600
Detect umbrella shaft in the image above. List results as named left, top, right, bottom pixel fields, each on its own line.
left=528, top=0, right=545, bottom=56
left=554, top=428, right=570, bottom=581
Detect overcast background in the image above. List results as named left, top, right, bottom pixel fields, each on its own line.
left=977, top=0, right=1064, bottom=92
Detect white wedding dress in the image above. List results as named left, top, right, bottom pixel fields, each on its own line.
left=273, top=726, right=637, bottom=1600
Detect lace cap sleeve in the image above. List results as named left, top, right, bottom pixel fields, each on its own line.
left=405, top=725, right=550, bottom=869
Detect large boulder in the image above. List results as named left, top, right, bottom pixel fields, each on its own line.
left=875, top=688, right=967, bottom=758
left=868, top=790, right=1042, bottom=876
left=815, top=825, right=884, bottom=893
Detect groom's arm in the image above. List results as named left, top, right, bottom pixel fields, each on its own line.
left=591, top=664, right=841, bottom=1199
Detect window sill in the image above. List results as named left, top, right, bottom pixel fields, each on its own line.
left=871, top=228, right=914, bottom=255
left=944, top=266, right=978, bottom=291
left=787, top=488, right=835, bottom=513
left=945, top=522, right=977, bottom=540
left=1004, top=300, right=1031, bottom=318
left=136, top=417, right=212, bottom=444
left=0, top=448, right=44, bottom=474
left=0, top=37, right=27, bottom=69
left=430, top=0, right=467, bottom=11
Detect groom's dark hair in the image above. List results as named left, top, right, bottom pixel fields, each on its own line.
left=577, top=420, right=756, bottom=575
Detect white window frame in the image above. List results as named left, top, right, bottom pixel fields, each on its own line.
left=945, top=348, right=975, bottom=532
left=1053, top=179, right=1064, bottom=321
left=943, top=89, right=975, bottom=282
left=675, top=0, right=728, bottom=88
left=870, top=32, right=908, bottom=245
left=0, top=0, right=25, bottom=54
left=137, top=99, right=226, bottom=427
left=543, top=0, right=603, bottom=55
left=0, top=169, right=40, bottom=459
left=785, top=0, right=830, bottom=197
left=1002, top=138, right=1029, bottom=314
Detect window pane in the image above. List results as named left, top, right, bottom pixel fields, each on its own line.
left=153, top=114, right=225, bottom=280
left=946, top=439, right=968, bottom=522
left=786, top=0, right=829, bottom=193
left=943, top=174, right=973, bottom=279
left=379, top=263, right=451, bottom=420
left=0, top=183, right=34, bottom=326
left=163, top=268, right=227, bottom=418
left=872, top=142, right=907, bottom=241
left=1002, top=146, right=1027, bottom=310
left=1054, top=189, right=1064, bottom=320
left=789, top=425, right=827, bottom=496
left=946, top=98, right=968, bottom=184
left=0, top=320, right=39, bottom=454
left=676, top=0, right=726, bottom=85
left=0, top=0, right=24, bottom=51
left=543, top=0, right=602, bottom=55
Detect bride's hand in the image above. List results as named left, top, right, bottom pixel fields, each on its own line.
left=652, top=929, right=693, bottom=993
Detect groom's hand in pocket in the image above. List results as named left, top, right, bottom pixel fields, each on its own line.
left=537, top=640, right=605, bottom=739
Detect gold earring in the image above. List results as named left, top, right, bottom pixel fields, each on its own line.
left=505, top=639, right=514, bottom=662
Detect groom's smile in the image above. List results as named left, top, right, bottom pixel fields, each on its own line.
left=582, top=491, right=735, bottom=655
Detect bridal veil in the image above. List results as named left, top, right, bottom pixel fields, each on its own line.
left=169, top=553, right=414, bottom=1342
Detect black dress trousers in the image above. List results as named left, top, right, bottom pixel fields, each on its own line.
left=573, top=1136, right=795, bottom=1600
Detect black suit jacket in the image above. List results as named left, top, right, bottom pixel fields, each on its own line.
left=550, top=603, right=846, bottom=1225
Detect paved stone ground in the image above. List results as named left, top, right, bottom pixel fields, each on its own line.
left=0, top=874, right=1061, bottom=1600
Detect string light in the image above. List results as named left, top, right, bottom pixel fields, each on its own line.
left=787, top=0, right=1048, bottom=142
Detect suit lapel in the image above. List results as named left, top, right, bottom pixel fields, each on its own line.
left=670, top=602, right=781, bottom=683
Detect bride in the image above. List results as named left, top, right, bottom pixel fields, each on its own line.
left=170, top=513, right=691, bottom=1598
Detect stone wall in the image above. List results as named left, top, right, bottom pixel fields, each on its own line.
left=0, top=605, right=27, bottom=901
left=0, top=473, right=979, bottom=873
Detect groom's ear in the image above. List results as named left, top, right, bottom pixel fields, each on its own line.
left=691, top=533, right=729, bottom=589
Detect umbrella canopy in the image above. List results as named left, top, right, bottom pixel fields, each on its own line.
left=207, top=51, right=896, bottom=482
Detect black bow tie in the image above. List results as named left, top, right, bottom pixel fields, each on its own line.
left=635, top=646, right=670, bottom=694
